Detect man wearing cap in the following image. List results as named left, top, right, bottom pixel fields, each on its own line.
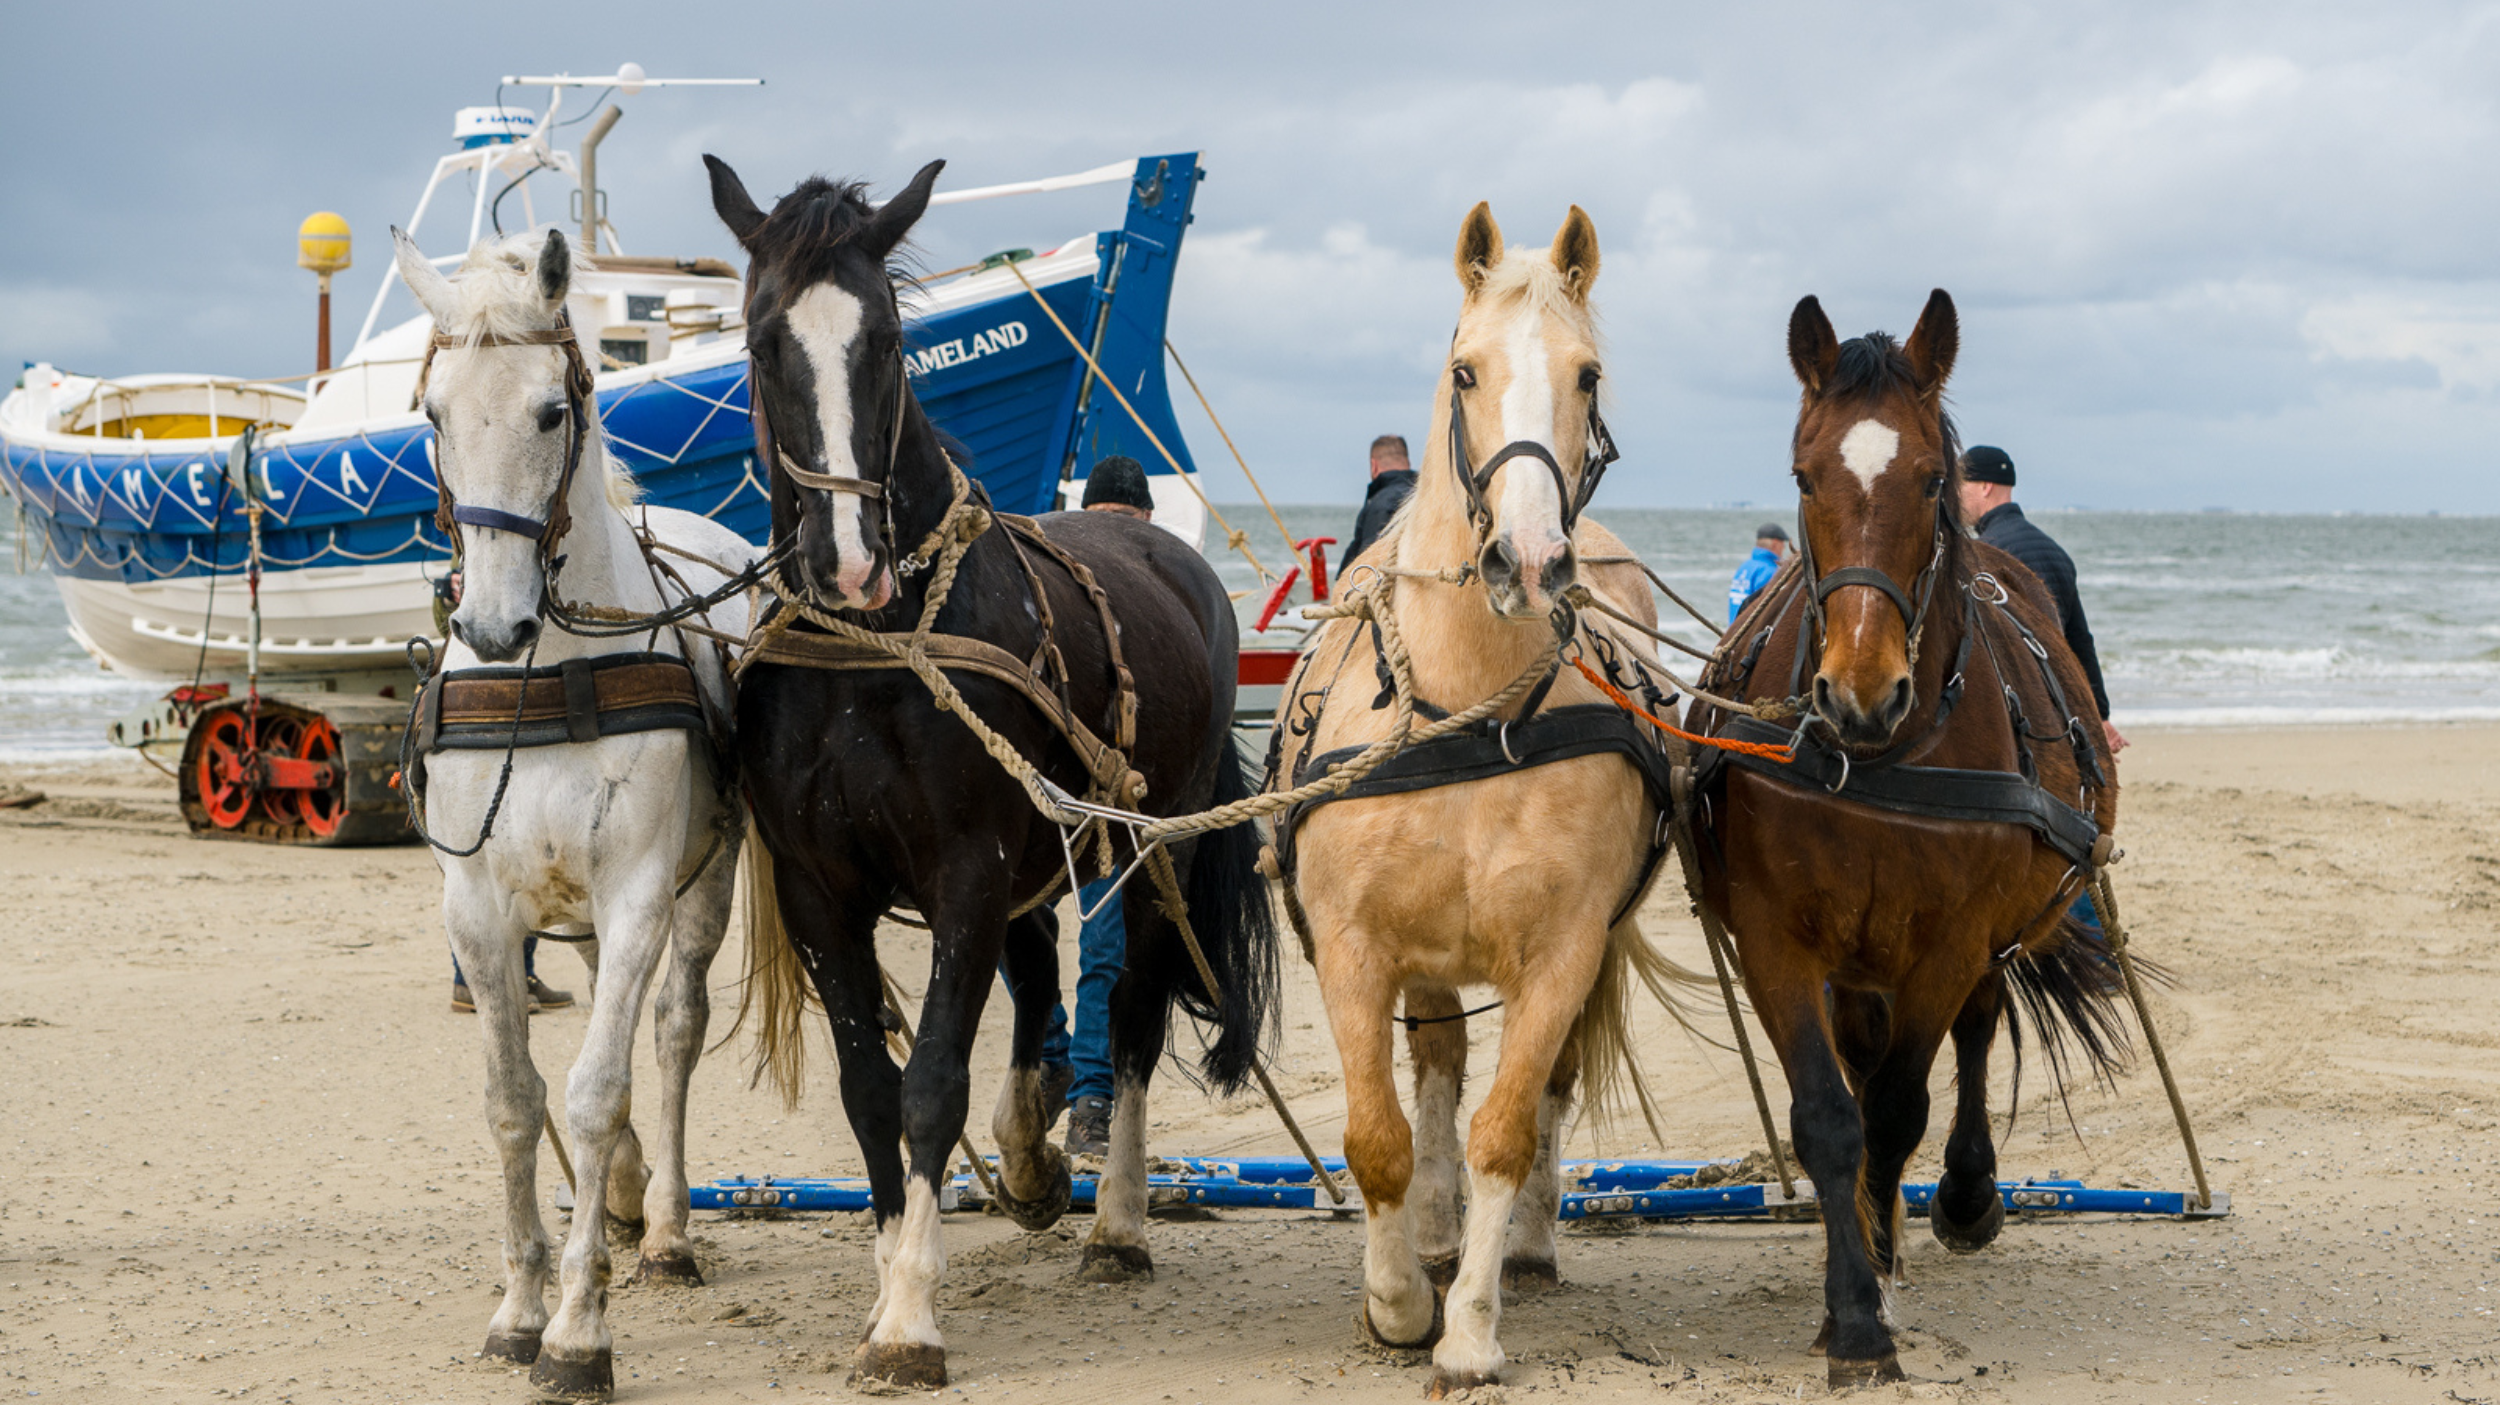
left=1959, top=445, right=2127, bottom=754
left=1727, top=522, right=1791, bottom=624
left=1004, top=454, right=1155, bottom=1155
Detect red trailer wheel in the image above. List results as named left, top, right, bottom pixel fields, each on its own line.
left=193, top=710, right=254, bottom=829
left=293, top=717, right=347, bottom=839
left=257, top=716, right=306, bottom=826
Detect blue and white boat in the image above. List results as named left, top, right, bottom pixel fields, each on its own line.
left=0, top=74, right=1211, bottom=691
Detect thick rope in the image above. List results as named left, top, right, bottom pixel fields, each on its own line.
left=1143, top=846, right=1346, bottom=1205
left=2088, top=865, right=2213, bottom=1210
left=1567, top=650, right=1799, bottom=761
left=1165, top=339, right=1302, bottom=572
left=1002, top=260, right=1271, bottom=579
left=1663, top=770, right=1796, bottom=1199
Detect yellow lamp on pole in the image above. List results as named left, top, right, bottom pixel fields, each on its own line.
left=298, top=212, right=352, bottom=375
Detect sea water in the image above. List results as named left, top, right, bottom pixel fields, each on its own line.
left=2, top=502, right=2493, bottom=756
left=1216, top=504, right=2500, bottom=730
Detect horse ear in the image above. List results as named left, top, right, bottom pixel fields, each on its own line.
left=534, top=228, right=573, bottom=313
left=705, top=154, right=768, bottom=245
left=1454, top=202, right=1501, bottom=295
left=391, top=226, right=457, bottom=326
left=1550, top=206, right=1599, bottom=300
left=1787, top=295, right=1840, bottom=395
left=860, top=159, right=946, bottom=260
left=1905, top=287, right=1958, bottom=394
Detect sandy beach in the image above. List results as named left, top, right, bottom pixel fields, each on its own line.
left=3, top=723, right=2497, bottom=1404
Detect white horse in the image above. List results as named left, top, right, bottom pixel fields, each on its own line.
left=394, top=228, right=754, bottom=1399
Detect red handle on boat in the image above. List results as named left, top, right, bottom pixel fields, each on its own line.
left=1254, top=566, right=1303, bottom=633
left=1297, top=537, right=1336, bottom=602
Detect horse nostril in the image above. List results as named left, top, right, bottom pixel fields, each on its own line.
left=1814, top=676, right=1837, bottom=716
left=1885, top=676, right=1914, bottom=723
left=1542, top=542, right=1577, bottom=594
left=1479, top=540, right=1520, bottom=587
left=510, top=618, right=540, bottom=650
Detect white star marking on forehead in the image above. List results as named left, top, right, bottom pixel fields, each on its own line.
left=1838, top=419, right=1900, bottom=491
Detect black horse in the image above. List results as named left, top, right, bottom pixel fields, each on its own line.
left=706, top=155, right=1278, bottom=1389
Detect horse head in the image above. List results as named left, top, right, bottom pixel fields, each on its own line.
left=1440, top=202, right=1608, bottom=621
left=394, top=227, right=598, bottom=663
left=1785, top=289, right=1961, bottom=747
left=706, top=154, right=944, bottom=612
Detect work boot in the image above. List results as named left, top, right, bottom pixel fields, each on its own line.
left=1038, top=1063, right=1075, bottom=1134
left=528, top=975, right=575, bottom=1011
left=1065, top=1094, right=1113, bottom=1158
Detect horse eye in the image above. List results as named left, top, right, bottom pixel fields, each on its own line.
left=536, top=400, right=566, bottom=434
left=1452, top=365, right=1477, bottom=391
left=1578, top=367, right=1601, bottom=393
left=1923, top=474, right=1945, bottom=498
left=1792, top=469, right=1815, bottom=497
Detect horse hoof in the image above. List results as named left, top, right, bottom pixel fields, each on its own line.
left=1827, top=1352, right=1906, bottom=1389
left=1809, top=1314, right=1833, bottom=1356
left=851, top=1341, right=947, bottom=1390
left=995, top=1153, right=1074, bottom=1232
left=1357, top=1290, right=1444, bottom=1351
left=1500, top=1255, right=1558, bottom=1291
left=1419, top=1252, right=1460, bottom=1289
left=633, top=1249, right=704, bottom=1287
left=1076, top=1242, right=1154, bottom=1283
left=1930, top=1188, right=2006, bottom=1254
left=604, top=1215, right=647, bottom=1250
left=528, top=1347, right=615, bottom=1399
left=480, top=1329, right=541, bottom=1364
left=1425, top=1367, right=1496, bottom=1400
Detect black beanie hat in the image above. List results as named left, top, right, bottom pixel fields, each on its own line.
left=1081, top=454, right=1154, bottom=511
left=1961, top=445, right=2016, bottom=486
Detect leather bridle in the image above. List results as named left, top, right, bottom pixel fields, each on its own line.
left=1443, top=364, right=1619, bottom=554
left=748, top=333, right=911, bottom=597
left=415, top=315, right=597, bottom=567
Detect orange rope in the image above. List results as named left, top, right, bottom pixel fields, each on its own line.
left=1569, top=654, right=1799, bottom=762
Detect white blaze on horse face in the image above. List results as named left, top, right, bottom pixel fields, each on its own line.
left=1493, top=304, right=1565, bottom=540
left=1838, top=418, right=1902, bottom=492
left=785, top=281, right=878, bottom=597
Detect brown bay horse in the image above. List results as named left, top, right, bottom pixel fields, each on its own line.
left=1273, top=203, right=1693, bottom=1398
left=1685, top=290, right=2134, bottom=1388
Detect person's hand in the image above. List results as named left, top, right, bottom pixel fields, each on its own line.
left=2103, top=719, right=2129, bottom=755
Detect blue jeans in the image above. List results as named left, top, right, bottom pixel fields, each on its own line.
left=1006, top=879, right=1127, bottom=1105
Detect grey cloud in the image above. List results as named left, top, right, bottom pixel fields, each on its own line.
left=4, top=0, right=2494, bottom=510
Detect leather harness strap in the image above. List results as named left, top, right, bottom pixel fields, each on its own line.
left=414, top=652, right=711, bottom=754
left=1273, top=702, right=1678, bottom=929
left=1701, top=713, right=2103, bottom=869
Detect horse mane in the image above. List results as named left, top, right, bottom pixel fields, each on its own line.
left=1811, top=331, right=1970, bottom=537
left=751, top=176, right=921, bottom=291
left=437, top=233, right=640, bottom=511
left=1475, top=246, right=1598, bottom=331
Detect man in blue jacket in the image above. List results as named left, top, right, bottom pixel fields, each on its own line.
left=1959, top=445, right=2127, bottom=755
left=1727, top=523, right=1790, bottom=623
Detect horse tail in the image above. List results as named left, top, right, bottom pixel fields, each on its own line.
left=1573, top=914, right=1712, bottom=1146
left=727, top=818, right=816, bottom=1109
left=2001, top=901, right=2148, bottom=1115
left=1172, top=735, right=1282, bottom=1095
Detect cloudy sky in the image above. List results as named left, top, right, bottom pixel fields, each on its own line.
left=5, top=2, right=2494, bottom=511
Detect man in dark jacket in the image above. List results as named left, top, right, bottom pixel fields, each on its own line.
left=1339, top=434, right=1416, bottom=572
left=1959, top=445, right=2127, bottom=753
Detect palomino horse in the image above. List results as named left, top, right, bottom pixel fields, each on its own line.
left=1685, top=291, right=2130, bottom=1387
left=705, top=156, right=1279, bottom=1388
left=393, top=229, right=754, bottom=1398
left=1274, top=203, right=1687, bottom=1398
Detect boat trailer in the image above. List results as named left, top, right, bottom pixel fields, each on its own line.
left=690, top=1155, right=2228, bottom=1222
